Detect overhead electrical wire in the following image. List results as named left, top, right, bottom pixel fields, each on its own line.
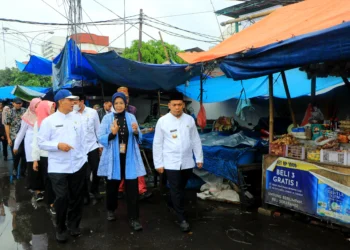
left=143, top=15, right=222, bottom=42
left=98, top=25, right=133, bottom=52
left=92, top=0, right=158, bottom=41
left=0, top=37, right=41, bottom=56
left=0, top=17, right=138, bottom=26
left=143, top=22, right=219, bottom=44
left=82, top=8, right=103, bottom=35
left=153, top=10, right=214, bottom=19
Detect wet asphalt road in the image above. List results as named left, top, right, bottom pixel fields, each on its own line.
left=0, top=152, right=349, bottom=250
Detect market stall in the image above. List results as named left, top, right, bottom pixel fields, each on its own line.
left=177, top=0, right=350, bottom=226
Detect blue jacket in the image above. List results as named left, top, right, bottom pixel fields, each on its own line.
left=97, top=112, right=146, bottom=180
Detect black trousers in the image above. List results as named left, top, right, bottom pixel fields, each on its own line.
left=10, top=141, right=27, bottom=175
left=106, top=154, right=139, bottom=220
left=40, top=157, right=55, bottom=206
left=49, top=163, right=87, bottom=233
left=1, top=138, right=8, bottom=157
left=84, top=148, right=100, bottom=197
left=165, top=168, right=193, bottom=222
left=26, top=162, right=44, bottom=190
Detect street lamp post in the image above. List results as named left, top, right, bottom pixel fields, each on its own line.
left=2, top=27, right=54, bottom=56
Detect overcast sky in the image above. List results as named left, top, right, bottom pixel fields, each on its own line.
left=0, top=0, right=241, bottom=69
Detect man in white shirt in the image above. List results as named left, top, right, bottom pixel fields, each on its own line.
left=153, top=92, right=203, bottom=232
left=38, top=89, right=87, bottom=243
left=73, top=94, right=102, bottom=204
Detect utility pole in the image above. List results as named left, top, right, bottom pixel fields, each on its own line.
left=138, top=9, right=143, bottom=62
left=2, top=24, right=7, bottom=68
left=124, top=0, right=126, bottom=49
left=158, top=31, right=169, bottom=61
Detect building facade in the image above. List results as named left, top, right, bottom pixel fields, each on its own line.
left=41, top=33, right=110, bottom=59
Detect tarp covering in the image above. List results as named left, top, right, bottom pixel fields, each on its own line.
left=0, top=86, right=50, bottom=101
left=177, top=68, right=346, bottom=103
left=83, top=51, right=202, bottom=90
left=16, top=55, right=52, bottom=76
left=178, top=0, right=350, bottom=64
left=52, top=39, right=97, bottom=90
left=11, top=85, right=47, bottom=101
left=220, top=22, right=350, bottom=80
left=141, top=131, right=257, bottom=183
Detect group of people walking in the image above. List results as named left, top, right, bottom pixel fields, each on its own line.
left=0, top=87, right=203, bottom=244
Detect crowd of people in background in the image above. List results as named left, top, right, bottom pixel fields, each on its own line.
left=0, top=87, right=203, bottom=244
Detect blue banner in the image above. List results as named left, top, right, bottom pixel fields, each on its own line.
left=265, top=157, right=350, bottom=225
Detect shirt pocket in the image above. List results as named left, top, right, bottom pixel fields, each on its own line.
left=52, top=125, right=65, bottom=138
left=86, top=116, right=95, bottom=133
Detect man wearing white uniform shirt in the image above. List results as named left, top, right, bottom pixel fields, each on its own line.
left=153, top=92, right=203, bottom=232
left=74, top=93, right=102, bottom=204
left=38, top=89, right=87, bottom=243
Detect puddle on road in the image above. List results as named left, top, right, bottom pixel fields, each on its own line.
left=0, top=175, right=50, bottom=250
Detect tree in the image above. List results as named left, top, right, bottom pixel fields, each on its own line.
left=122, top=40, right=187, bottom=64
left=0, top=67, right=51, bottom=87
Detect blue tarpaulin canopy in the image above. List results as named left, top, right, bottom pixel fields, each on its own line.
left=16, top=39, right=201, bottom=91
left=220, top=22, right=350, bottom=80
left=16, top=55, right=52, bottom=76
left=177, top=68, right=346, bottom=103
left=52, top=39, right=98, bottom=90
left=83, top=51, right=202, bottom=90
left=0, top=86, right=50, bottom=100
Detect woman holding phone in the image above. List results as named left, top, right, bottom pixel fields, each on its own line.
left=97, top=92, right=145, bottom=231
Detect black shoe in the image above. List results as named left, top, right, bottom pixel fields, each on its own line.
left=56, top=231, right=68, bottom=243
left=4, top=156, right=7, bottom=161
left=107, top=210, right=116, bottom=221
left=69, top=228, right=81, bottom=237
left=117, top=192, right=124, bottom=200
left=35, top=192, right=44, bottom=202
left=50, top=206, right=56, bottom=215
left=129, top=219, right=143, bottom=231
left=139, top=191, right=153, bottom=201
left=179, top=220, right=191, bottom=232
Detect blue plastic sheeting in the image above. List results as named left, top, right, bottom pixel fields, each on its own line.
left=202, top=146, right=255, bottom=183
left=177, top=68, right=345, bottom=103
left=220, top=22, right=350, bottom=80
left=53, top=40, right=97, bottom=90
left=83, top=51, right=202, bottom=90
left=0, top=86, right=50, bottom=100
left=16, top=61, right=26, bottom=72
left=140, top=132, right=255, bottom=183
left=16, top=55, right=52, bottom=76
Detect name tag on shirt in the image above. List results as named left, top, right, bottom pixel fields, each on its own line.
left=55, top=125, right=63, bottom=128
left=170, top=129, right=177, bottom=133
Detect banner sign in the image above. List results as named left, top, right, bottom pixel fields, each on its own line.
left=265, top=157, right=350, bottom=225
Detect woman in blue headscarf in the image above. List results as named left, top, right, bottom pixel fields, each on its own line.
left=98, top=92, right=145, bottom=231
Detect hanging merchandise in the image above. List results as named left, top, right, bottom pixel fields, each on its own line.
left=236, top=98, right=254, bottom=121
left=301, top=103, right=313, bottom=126
left=197, top=104, right=207, bottom=130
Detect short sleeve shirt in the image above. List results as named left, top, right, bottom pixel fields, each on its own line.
left=4, top=107, right=26, bottom=140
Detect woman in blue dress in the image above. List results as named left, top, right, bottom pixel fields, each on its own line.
left=98, top=92, right=145, bottom=231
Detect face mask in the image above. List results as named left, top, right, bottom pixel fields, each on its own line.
left=73, top=104, right=81, bottom=111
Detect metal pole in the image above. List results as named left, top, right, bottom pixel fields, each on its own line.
left=281, top=71, right=297, bottom=128
left=2, top=25, right=6, bottom=68
left=269, top=74, right=274, bottom=142
left=221, top=10, right=274, bottom=26
left=138, top=9, right=143, bottom=62
left=124, top=0, right=126, bottom=49
left=29, top=31, right=54, bottom=56
left=341, top=76, right=350, bottom=95
left=157, top=91, right=161, bottom=117
left=311, top=76, right=316, bottom=104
